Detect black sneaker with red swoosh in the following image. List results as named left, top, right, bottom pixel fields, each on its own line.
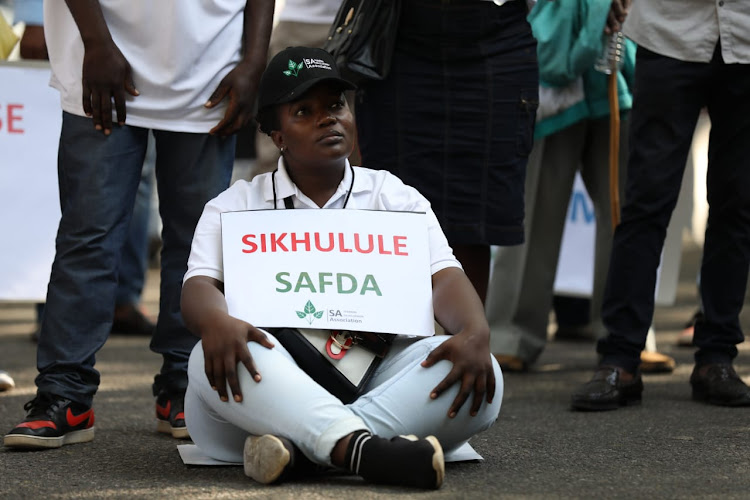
left=3, top=392, right=95, bottom=449
left=155, top=390, right=189, bottom=439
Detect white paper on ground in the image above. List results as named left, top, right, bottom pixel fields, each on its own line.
left=178, top=444, right=240, bottom=466
left=177, top=441, right=482, bottom=466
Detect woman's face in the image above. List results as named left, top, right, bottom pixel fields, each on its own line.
left=271, top=83, right=355, bottom=169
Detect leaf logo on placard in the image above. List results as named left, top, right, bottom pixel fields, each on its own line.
left=296, top=300, right=324, bottom=325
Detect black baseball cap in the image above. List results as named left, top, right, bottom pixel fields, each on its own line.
left=257, top=46, right=357, bottom=112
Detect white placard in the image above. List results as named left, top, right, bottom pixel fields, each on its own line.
left=0, top=62, right=61, bottom=301
left=221, top=209, right=435, bottom=336
left=553, top=173, right=596, bottom=297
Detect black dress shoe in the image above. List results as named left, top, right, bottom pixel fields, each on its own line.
left=690, top=363, right=750, bottom=407
left=571, top=366, right=643, bottom=411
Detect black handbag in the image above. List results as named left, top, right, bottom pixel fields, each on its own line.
left=322, top=0, right=401, bottom=85
left=268, top=328, right=392, bottom=404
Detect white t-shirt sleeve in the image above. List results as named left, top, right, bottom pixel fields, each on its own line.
left=184, top=182, right=248, bottom=284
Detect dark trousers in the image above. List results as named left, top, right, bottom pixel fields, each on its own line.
left=598, top=45, right=750, bottom=373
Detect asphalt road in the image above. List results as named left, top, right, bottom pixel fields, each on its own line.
left=2, top=241, right=749, bottom=499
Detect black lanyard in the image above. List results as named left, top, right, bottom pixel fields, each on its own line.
left=272, top=164, right=355, bottom=210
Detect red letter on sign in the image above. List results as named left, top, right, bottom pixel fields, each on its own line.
left=8, top=104, right=24, bottom=134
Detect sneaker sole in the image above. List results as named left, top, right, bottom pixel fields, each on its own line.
left=243, top=434, right=292, bottom=484
left=401, top=434, right=445, bottom=489
left=156, top=420, right=190, bottom=439
left=3, top=427, right=95, bottom=449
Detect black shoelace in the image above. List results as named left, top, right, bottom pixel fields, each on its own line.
left=24, top=393, right=68, bottom=419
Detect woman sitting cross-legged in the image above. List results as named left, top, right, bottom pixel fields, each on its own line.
left=180, top=46, right=502, bottom=490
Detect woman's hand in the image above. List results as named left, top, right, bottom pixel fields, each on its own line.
left=181, top=275, right=274, bottom=403
left=421, top=329, right=496, bottom=418
left=200, top=313, right=275, bottom=403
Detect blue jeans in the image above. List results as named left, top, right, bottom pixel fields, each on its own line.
left=35, top=135, right=154, bottom=323
left=36, top=112, right=234, bottom=406
left=186, top=334, right=502, bottom=465
left=115, top=133, right=155, bottom=306
left=598, top=45, right=750, bottom=372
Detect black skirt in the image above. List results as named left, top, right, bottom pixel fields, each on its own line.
left=356, top=0, right=538, bottom=246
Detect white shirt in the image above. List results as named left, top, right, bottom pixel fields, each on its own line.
left=278, top=0, right=342, bottom=25
left=185, top=160, right=461, bottom=284
left=43, top=0, right=247, bottom=132
left=624, top=0, right=750, bottom=64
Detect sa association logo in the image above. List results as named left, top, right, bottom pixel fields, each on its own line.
left=295, top=300, right=324, bottom=325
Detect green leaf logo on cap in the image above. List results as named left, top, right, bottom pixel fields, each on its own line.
left=283, top=59, right=304, bottom=77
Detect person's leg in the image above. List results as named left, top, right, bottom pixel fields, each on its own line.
left=692, top=53, right=750, bottom=369
left=580, top=115, right=629, bottom=340
left=7, top=117, right=148, bottom=448
left=184, top=335, right=368, bottom=465
left=115, top=132, right=154, bottom=306
left=351, top=335, right=502, bottom=450
left=571, top=49, right=708, bottom=410
left=186, top=334, right=447, bottom=488
left=595, top=48, right=707, bottom=374
left=486, top=139, right=544, bottom=366
left=501, top=123, right=586, bottom=363
left=111, top=132, right=156, bottom=335
left=451, top=245, right=491, bottom=303
left=186, top=334, right=500, bottom=461
left=35, top=114, right=148, bottom=405
left=583, top=114, right=675, bottom=373
left=185, top=333, right=498, bottom=488
left=149, top=131, right=234, bottom=399
left=553, top=296, right=592, bottom=334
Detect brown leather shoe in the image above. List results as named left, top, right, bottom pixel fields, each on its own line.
left=640, top=351, right=676, bottom=374
left=111, top=303, right=155, bottom=336
left=690, top=363, right=750, bottom=407
left=493, top=354, right=527, bottom=373
left=571, top=366, right=643, bottom=411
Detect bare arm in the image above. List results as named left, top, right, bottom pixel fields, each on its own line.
left=206, top=0, right=275, bottom=136
left=181, top=275, right=274, bottom=402
left=64, top=0, right=138, bottom=134
left=421, top=267, right=496, bottom=418
left=19, top=25, right=48, bottom=60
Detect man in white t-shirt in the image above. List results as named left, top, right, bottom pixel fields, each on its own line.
left=3, top=0, right=274, bottom=450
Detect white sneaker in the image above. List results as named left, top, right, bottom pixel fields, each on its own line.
left=0, top=371, right=15, bottom=392
left=243, top=434, right=294, bottom=484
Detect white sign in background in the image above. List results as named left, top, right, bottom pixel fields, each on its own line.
left=553, top=170, right=693, bottom=306
left=221, top=209, right=435, bottom=336
left=0, top=62, right=60, bottom=301
left=553, top=174, right=596, bottom=297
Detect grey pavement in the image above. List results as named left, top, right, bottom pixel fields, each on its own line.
left=2, top=240, right=750, bottom=499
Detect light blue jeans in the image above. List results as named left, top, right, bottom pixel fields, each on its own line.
left=36, top=112, right=234, bottom=405
left=185, top=333, right=503, bottom=465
